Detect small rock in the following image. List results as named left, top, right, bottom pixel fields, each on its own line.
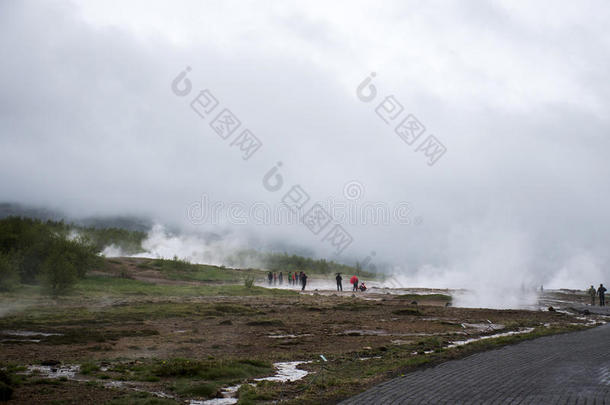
left=548, top=306, right=555, bottom=312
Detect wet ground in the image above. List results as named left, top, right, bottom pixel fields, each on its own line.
left=0, top=259, right=606, bottom=404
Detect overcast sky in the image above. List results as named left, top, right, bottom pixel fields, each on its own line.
left=1, top=0, right=609, bottom=291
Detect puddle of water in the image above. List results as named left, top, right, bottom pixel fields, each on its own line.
left=25, top=364, right=175, bottom=400
left=343, top=330, right=456, bottom=338
left=255, top=361, right=311, bottom=383
left=359, top=356, right=382, bottom=361
left=190, top=399, right=237, bottom=405
left=461, top=323, right=505, bottom=332
left=132, top=387, right=174, bottom=399
left=2, top=330, right=63, bottom=337
left=1, top=339, right=41, bottom=343
left=26, top=364, right=80, bottom=379
left=447, top=328, right=535, bottom=348
left=267, top=334, right=312, bottom=339
left=102, top=380, right=174, bottom=399
left=342, top=329, right=388, bottom=336
left=103, top=380, right=124, bottom=388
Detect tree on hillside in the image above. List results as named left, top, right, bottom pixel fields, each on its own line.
left=41, top=242, right=78, bottom=296
left=0, top=252, right=20, bottom=292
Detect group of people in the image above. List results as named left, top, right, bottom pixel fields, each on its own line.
left=588, top=283, right=607, bottom=306
left=267, top=271, right=308, bottom=291
left=266, top=271, right=371, bottom=293
left=335, top=273, right=366, bottom=292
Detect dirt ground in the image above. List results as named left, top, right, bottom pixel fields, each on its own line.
left=0, top=259, right=605, bottom=404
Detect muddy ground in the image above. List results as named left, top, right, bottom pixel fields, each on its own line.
left=0, top=258, right=605, bottom=404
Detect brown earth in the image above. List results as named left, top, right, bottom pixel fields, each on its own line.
left=0, top=259, right=602, bottom=404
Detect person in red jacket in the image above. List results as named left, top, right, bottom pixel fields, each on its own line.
left=350, top=275, right=359, bottom=292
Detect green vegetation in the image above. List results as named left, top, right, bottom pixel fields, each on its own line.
left=0, top=300, right=265, bottom=331
left=171, top=380, right=217, bottom=397
left=79, top=226, right=146, bottom=255
left=0, top=217, right=103, bottom=295
left=0, top=252, right=19, bottom=292
left=244, top=276, right=255, bottom=289
left=153, top=358, right=271, bottom=380
left=237, top=382, right=275, bottom=404
left=75, top=275, right=296, bottom=297
left=0, top=364, right=18, bottom=401
left=392, top=307, right=421, bottom=316
left=81, top=358, right=272, bottom=401
left=159, top=358, right=271, bottom=399
left=80, top=361, right=101, bottom=375
left=141, top=257, right=265, bottom=283
left=0, top=216, right=147, bottom=294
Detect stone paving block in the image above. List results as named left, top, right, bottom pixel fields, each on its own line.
left=340, top=324, right=610, bottom=404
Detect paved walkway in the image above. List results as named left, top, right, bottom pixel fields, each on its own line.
left=341, top=324, right=610, bottom=404
left=570, top=305, right=610, bottom=316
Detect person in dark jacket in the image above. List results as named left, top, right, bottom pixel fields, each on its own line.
left=279, top=272, right=283, bottom=285
left=598, top=284, right=607, bottom=306
left=267, top=272, right=273, bottom=285
left=301, top=272, right=308, bottom=291
left=336, top=273, right=343, bottom=291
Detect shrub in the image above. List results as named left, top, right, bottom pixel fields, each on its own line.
left=153, top=359, right=201, bottom=377
left=80, top=361, right=100, bottom=375
left=0, top=252, right=20, bottom=292
left=41, top=241, right=78, bottom=296
left=0, top=217, right=103, bottom=288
